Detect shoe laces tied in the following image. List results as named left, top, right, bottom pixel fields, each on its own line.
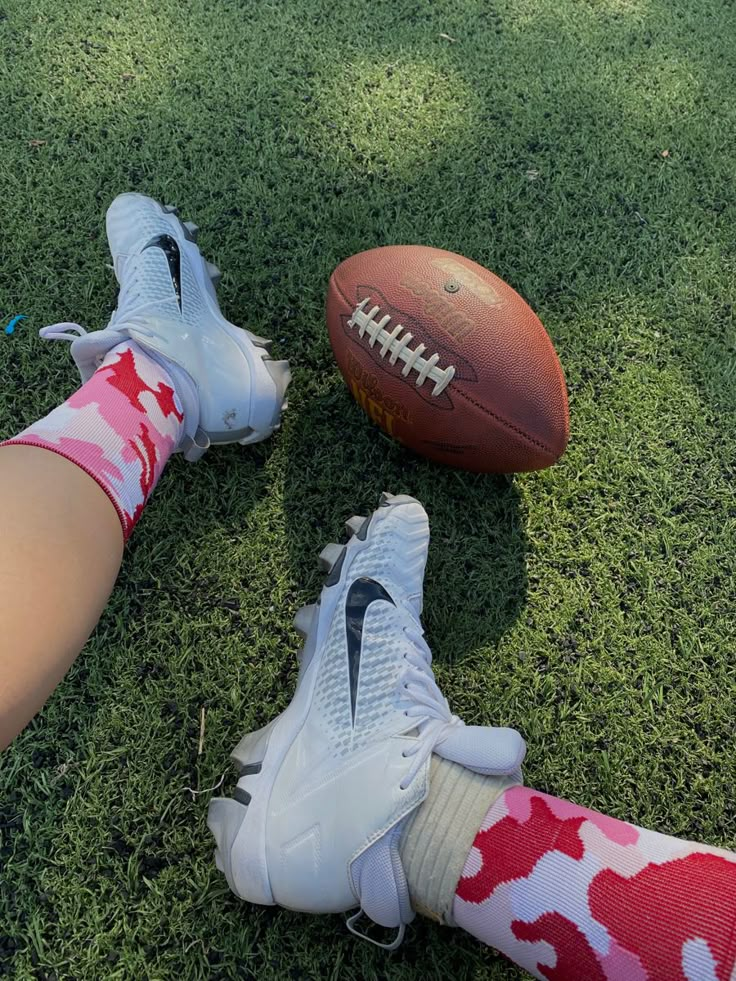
left=348, top=620, right=526, bottom=948
left=396, top=627, right=459, bottom=789
left=398, top=625, right=526, bottom=786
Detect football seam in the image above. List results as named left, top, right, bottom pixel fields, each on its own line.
left=455, top=386, right=555, bottom=457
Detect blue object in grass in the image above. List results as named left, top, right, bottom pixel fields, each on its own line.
left=4, top=315, right=26, bottom=335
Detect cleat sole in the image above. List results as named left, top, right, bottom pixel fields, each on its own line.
left=162, top=200, right=290, bottom=443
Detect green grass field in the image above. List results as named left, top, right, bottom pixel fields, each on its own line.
left=1, top=0, right=735, bottom=977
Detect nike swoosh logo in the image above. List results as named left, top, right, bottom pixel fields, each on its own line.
left=143, top=234, right=182, bottom=310
left=345, top=577, right=395, bottom=727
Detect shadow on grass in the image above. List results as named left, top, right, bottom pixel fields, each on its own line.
left=279, top=377, right=529, bottom=665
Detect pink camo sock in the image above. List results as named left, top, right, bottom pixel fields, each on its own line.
left=1, top=342, right=183, bottom=539
left=454, top=786, right=736, bottom=981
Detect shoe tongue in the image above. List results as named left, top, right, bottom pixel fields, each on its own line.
left=434, top=724, right=526, bottom=777
left=350, top=824, right=414, bottom=929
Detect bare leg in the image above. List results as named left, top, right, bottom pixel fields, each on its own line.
left=0, top=447, right=123, bottom=748
left=0, top=192, right=289, bottom=751
left=0, top=340, right=184, bottom=748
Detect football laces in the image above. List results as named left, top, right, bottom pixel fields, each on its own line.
left=348, top=298, right=456, bottom=397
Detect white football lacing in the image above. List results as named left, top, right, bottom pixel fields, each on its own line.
left=347, top=299, right=455, bottom=397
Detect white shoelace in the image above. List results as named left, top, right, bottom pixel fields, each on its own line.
left=349, top=620, right=526, bottom=947
left=38, top=260, right=200, bottom=454
left=40, top=312, right=160, bottom=349
left=396, top=626, right=463, bottom=789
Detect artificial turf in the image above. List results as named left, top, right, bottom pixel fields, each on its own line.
left=1, top=0, right=735, bottom=977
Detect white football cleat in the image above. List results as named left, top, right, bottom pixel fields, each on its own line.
left=40, top=193, right=290, bottom=460
left=208, top=493, right=525, bottom=945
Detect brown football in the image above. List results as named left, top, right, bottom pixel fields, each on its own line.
left=326, top=245, right=569, bottom=473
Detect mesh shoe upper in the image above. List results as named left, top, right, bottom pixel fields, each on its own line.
left=39, top=193, right=290, bottom=459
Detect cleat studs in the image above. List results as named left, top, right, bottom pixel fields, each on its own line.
left=318, top=543, right=344, bottom=573
left=183, top=220, right=199, bottom=241
left=294, top=603, right=317, bottom=639
left=345, top=515, right=367, bottom=537
left=163, top=204, right=179, bottom=215
left=249, top=333, right=273, bottom=351
left=379, top=491, right=397, bottom=507
left=237, top=762, right=262, bottom=777
left=324, top=546, right=347, bottom=586
left=233, top=787, right=252, bottom=807
left=264, top=359, right=291, bottom=401
left=230, top=718, right=278, bottom=768
left=206, top=261, right=222, bottom=286
left=355, top=515, right=372, bottom=540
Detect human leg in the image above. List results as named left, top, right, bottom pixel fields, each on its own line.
left=0, top=445, right=124, bottom=748
left=450, top=781, right=736, bottom=980
left=0, top=194, right=290, bottom=749
left=209, top=494, right=736, bottom=979
left=0, top=338, right=182, bottom=746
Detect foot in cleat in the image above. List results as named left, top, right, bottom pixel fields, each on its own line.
left=39, top=192, right=290, bottom=460
left=208, top=494, right=525, bottom=943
